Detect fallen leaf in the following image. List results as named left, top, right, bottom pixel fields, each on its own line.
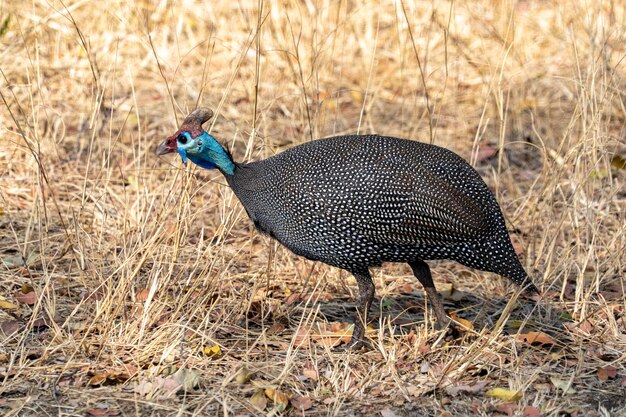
left=381, top=407, right=401, bottom=417
left=267, top=321, right=286, bottom=335
left=563, top=283, right=576, bottom=300
left=597, top=366, right=617, bottom=381
left=1, top=320, right=21, bottom=336
left=32, top=316, right=51, bottom=329
left=175, top=368, right=199, bottom=392
left=516, top=331, right=557, bottom=346
left=301, top=366, right=318, bottom=382
left=15, top=288, right=36, bottom=305
left=496, top=403, right=518, bottom=416
left=485, top=388, right=522, bottom=401
left=252, top=287, right=271, bottom=302
left=294, top=327, right=310, bottom=347
left=296, top=322, right=353, bottom=348
left=136, top=288, right=149, bottom=302
left=550, top=377, right=576, bottom=394
left=86, top=408, right=110, bottom=417
left=0, top=300, right=18, bottom=310
left=1, top=252, right=38, bottom=268
left=133, top=380, right=154, bottom=396
left=2, top=255, right=25, bottom=268
left=564, top=319, right=593, bottom=334
left=417, top=340, right=431, bottom=354
left=449, top=311, right=474, bottom=331
left=82, top=289, right=104, bottom=303
left=445, top=381, right=487, bottom=396
left=291, top=395, right=313, bottom=411
left=578, top=319, right=593, bottom=333
left=250, top=389, right=267, bottom=410
left=235, top=367, right=255, bottom=384
left=523, top=405, right=541, bottom=417
left=598, top=291, right=622, bottom=301
left=285, top=292, right=302, bottom=304
left=159, top=375, right=182, bottom=397
left=265, top=387, right=289, bottom=411
left=202, top=344, right=222, bottom=359
left=88, top=371, right=110, bottom=386
left=88, top=365, right=137, bottom=386
left=406, top=385, right=424, bottom=397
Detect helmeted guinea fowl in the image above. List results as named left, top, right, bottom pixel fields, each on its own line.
left=156, top=108, right=539, bottom=349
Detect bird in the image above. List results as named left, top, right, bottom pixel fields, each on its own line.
left=156, top=108, right=539, bottom=349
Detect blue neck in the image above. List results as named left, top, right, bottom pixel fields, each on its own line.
left=190, top=132, right=236, bottom=175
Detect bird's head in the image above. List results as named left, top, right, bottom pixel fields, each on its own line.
left=156, top=108, right=235, bottom=175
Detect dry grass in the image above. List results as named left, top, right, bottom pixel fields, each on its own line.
left=1, top=0, right=625, bottom=415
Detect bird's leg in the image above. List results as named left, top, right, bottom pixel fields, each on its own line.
left=409, top=260, right=450, bottom=329
left=336, top=269, right=374, bottom=351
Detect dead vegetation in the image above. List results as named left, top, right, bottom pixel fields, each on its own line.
left=0, top=0, right=625, bottom=416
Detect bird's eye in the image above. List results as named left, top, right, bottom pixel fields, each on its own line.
left=177, top=134, right=188, bottom=145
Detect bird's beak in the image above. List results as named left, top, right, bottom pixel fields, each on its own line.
left=156, top=138, right=176, bottom=155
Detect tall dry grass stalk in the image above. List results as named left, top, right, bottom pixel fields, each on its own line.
left=0, top=0, right=624, bottom=415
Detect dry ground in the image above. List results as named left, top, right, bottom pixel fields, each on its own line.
left=1, top=0, right=625, bottom=416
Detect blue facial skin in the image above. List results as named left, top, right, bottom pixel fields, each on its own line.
left=176, top=131, right=235, bottom=175
left=177, top=147, right=188, bottom=165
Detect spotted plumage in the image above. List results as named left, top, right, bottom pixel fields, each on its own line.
left=157, top=108, right=539, bottom=349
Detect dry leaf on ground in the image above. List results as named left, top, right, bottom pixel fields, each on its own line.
left=550, top=377, right=576, bottom=394
left=496, top=403, right=518, bottom=416
left=523, top=405, right=541, bottom=417
left=295, top=322, right=353, bottom=348
left=516, top=331, right=557, bottom=346
left=301, top=365, right=318, bottom=382
left=202, top=344, right=222, bottom=358
left=15, top=288, right=36, bottom=305
left=291, top=395, right=313, bottom=411
left=0, top=300, right=18, bottom=310
left=449, top=311, right=474, bottom=331
left=265, top=387, right=289, bottom=411
left=597, top=366, right=617, bottom=381
left=88, top=365, right=137, bottom=386
left=445, top=381, right=487, bottom=396
left=136, top=288, right=149, bottom=302
left=381, top=407, right=401, bottom=417
left=1, top=320, right=21, bottom=336
left=485, top=388, right=522, bottom=401
left=250, top=389, right=267, bottom=410
left=235, top=366, right=255, bottom=384
left=86, top=407, right=120, bottom=417
left=563, top=319, right=593, bottom=335
left=175, top=368, right=199, bottom=392
left=134, top=374, right=184, bottom=399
